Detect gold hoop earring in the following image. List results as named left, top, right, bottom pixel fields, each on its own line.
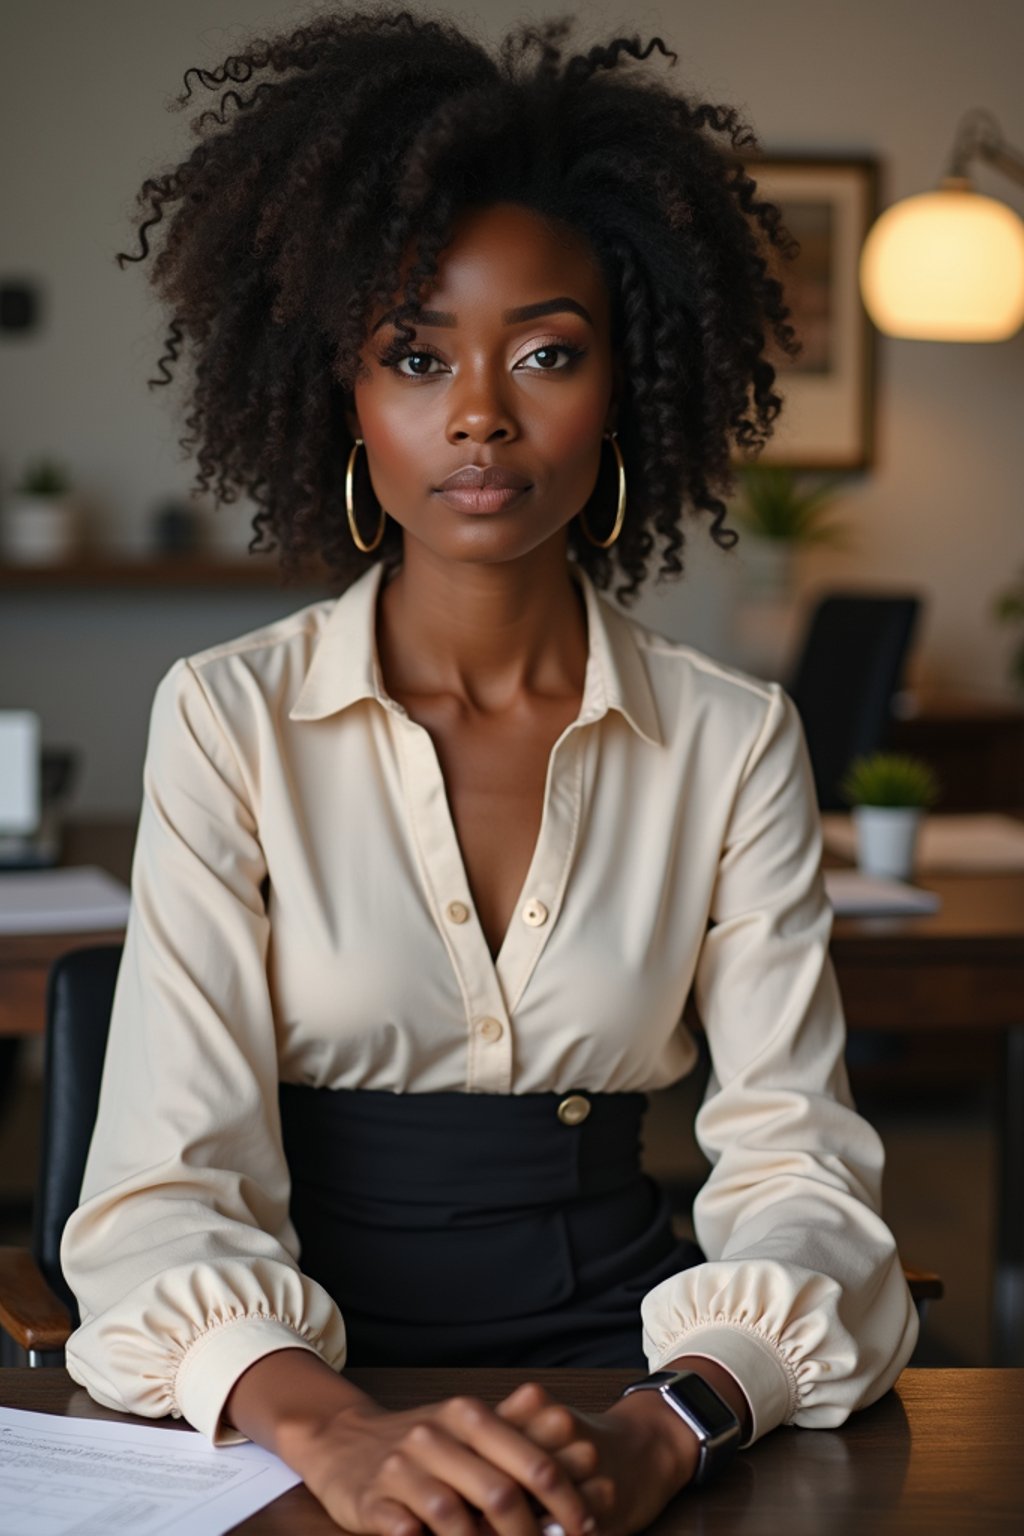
left=578, top=431, right=626, bottom=549
left=345, top=437, right=386, bottom=553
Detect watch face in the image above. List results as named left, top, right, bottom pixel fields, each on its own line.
left=666, top=1372, right=738, bottom=1436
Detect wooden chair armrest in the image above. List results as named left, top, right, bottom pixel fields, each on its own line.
left=0, top=1245, right=73, bottom=1352
left=902, top=1262, right=944, bottom=1301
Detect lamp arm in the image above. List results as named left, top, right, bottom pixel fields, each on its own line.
left=947, top=108, right=1024, bottom=189
left=975, top=141, right=1024, bottom=189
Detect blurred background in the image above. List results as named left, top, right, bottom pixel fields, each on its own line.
left=2, top=0, right=1023, bottom=1372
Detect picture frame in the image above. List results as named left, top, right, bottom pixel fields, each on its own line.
left=729, top=154, right=880, bottom=472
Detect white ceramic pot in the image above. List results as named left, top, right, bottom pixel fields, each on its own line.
left=2, top=493, right=81, bottom=564
left=853, top=805, right=924, bottom=881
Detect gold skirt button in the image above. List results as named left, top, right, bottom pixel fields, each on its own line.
left=557, top=1093, right=591, bottom=1126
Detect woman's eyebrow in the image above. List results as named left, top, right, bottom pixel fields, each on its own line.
left=371, top=296, right=593, bottom=334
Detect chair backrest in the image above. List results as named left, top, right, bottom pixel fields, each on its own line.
left=788, top=592, right=921, bottom=811
left=36, top=944, right=123, bottom=1321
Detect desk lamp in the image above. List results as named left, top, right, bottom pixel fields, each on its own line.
left=859, top=109, right=1024, bottom=341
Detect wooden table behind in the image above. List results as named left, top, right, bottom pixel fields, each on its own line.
left=2, top=1367, right=1022, bottom=1534
left=5, top=819, right=1024, bottom=1036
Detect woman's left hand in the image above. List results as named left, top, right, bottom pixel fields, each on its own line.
left=489, top=1381, right=698, bottom=1536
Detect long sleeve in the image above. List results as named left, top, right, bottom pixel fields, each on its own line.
left=638, top=683, right=919, bottom=1443
left=60, top=658, right=347, bottom=1445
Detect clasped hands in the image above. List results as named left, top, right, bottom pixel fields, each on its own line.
left=297, top=1377, right=699, bottom=1536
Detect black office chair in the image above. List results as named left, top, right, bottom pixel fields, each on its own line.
left=0, top=944, right=943, bottom=1366
left=0, top=945, right=121, bottom=1366
left=787, top=593, right=922, bottom=810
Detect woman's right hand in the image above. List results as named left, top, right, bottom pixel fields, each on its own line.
left=288, top=1392, right=605, bottom=1536
left=225, top=1346, right=605, bottom=1536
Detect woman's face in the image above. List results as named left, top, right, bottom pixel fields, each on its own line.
left=348, top=200, right=621, bottom=566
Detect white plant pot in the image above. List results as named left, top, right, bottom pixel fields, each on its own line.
left=2, top=493, right=82, bottom=564
left=853, top=805, right=925, bottom=882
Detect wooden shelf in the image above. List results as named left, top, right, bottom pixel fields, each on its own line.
left=0, top=556, right=340, bottom=591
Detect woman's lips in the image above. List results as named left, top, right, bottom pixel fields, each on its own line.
left=434, top=485, right=531, bottom=514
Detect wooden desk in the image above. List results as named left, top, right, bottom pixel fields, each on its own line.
left=3, top=820, right=1023, bottom=1361
left=2, top=1367, right=1021, bottom=1533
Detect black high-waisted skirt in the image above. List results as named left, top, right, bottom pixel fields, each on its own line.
left=278, top=1084, right=704, bottom=1370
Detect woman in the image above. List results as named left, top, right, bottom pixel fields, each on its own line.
left=61, top=8, right=918, bottom=1535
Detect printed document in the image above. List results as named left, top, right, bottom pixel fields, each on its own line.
left=0, top=1405, right=301, bottom=1536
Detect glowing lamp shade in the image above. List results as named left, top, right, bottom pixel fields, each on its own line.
left=859, top=187, right=1024, bottom=340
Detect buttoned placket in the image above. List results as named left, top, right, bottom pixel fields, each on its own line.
left=389, top=699, right=601, bottom=1093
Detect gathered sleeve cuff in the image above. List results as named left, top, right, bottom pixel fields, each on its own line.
left=176, top=1315, right=325, bottom=1446
left=65, top=1261, right=347, bottom=1446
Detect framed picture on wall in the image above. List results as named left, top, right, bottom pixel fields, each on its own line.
left=730, top=154, right=880, bottom=472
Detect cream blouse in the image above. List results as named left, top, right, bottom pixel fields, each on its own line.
left=61, top=559, right=918, bottom=1448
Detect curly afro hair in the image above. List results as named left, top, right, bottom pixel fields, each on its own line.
left=118, top=4, right=801, bottom=604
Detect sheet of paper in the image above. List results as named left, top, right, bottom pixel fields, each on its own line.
left=0, top=1405, right=301, bottom=1536
left=0, top=865, right=130, bottom=934
left=821, top=813, right=1024, bottom=872
left=824, top=869, right=942, bottom=916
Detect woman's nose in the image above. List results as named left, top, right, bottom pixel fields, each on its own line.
left=445, top=363, right=519, bottom=442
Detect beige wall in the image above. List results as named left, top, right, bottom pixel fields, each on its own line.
left=2, top=0, right=1022, bottom=813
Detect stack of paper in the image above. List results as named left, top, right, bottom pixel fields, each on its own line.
left=824, top=869, right=941, bottom=916
left=0, top=865, right=130, bottom=935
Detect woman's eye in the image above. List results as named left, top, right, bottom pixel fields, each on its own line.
left=518, top=343, right=586, bottom=371
left=394, top=351, right=443, bottom=377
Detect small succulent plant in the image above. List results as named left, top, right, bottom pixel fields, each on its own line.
left=839, top=752, right=941, bottom=810
left=735, top=463, right=849, bottom=545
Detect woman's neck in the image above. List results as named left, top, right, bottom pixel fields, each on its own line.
left=375, top=541, right=588, bottom=714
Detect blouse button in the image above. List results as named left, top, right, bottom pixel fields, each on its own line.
left=477, top=1016, right=504, bottom=1043
left=557, top=1094, right=591, bottom=1126
left=446, top=900, right=470, bottom=924
left=522, top=898, right=549, bottom=927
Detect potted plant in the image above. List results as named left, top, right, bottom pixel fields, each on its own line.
left=734, top=463, right=849, bottom=598
left=992, top=563, right=1024, bottom=694
left=839, top=752, right=941, bottom=882
left=2, top=456, right=82, bottom=564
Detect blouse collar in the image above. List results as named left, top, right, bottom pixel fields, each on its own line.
left=289, top=559, right=662, bottom=747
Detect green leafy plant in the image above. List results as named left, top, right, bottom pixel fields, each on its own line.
left=15, top=456, right=72, bottom=496
left=735, top=464, right=849, bottom=545
left=993, top=564, right=1024, bottom=692
left=839, top=752, right=941, bottom=810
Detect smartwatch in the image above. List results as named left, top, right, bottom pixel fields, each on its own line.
left=618, top=1369, right=741, bottom=1486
